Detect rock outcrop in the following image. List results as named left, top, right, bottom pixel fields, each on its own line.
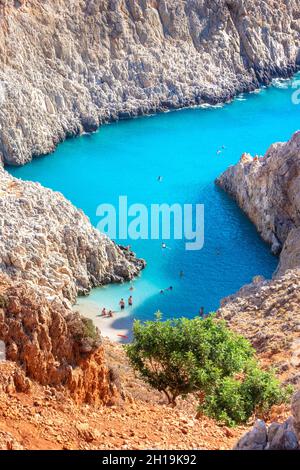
left=216, top=131, right=300, bottom=261
left=218, top=270, right=300, bottom=386
left=0, top=165, right=144, bottom=402
left=0, top=0, right=299, bottom=165
left=216, top=131, right=300, bottom=386
left=0, top=167, right=145, bottom=303
left=235, top=391, right=300, bottom=450
left=0, top=273, right=118, bottom=404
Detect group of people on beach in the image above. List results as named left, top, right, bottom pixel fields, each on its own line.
left=100, top=295, right=133, bottom=319
left=101, top=308, right=114, bottom=318
left=119, top=296, right=133, bottom=309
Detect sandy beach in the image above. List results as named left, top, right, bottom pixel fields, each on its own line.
left=74, top=299, right=135, bottom=344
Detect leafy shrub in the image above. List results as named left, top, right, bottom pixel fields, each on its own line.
left=81, top=317, right=100, bottom=343
left=201, top=362, right=292, bottom=426
left=68, top=313, right=101, bottom=353
left=126, top=313, right=291, bottom=425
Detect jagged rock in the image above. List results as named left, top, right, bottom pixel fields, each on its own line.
left=235, top=417, right=299, bottom=450
left=0, top=1, right=299, bottom=165
left=0, top=273, right=118, bottom=405
left=234, top=420, right=267, bottom=450
left=266, top=417, right=299, bottom=450
left=217, top=132, right=300, bottom=384
left=0, top=167, right=145, bottom=303
left=76, top=423, right=100, bottom=443
left=13, top=368, right=31, bottom=393
left=291, top=390, right=300, bottom=442
left=216, top=131, right=300, bottom=273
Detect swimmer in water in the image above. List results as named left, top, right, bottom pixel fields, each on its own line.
left=101, top=308, right=107, bottom=317
left=128, top=296, right=133, bottom=306
left=157, top=176, right=163, bottom=182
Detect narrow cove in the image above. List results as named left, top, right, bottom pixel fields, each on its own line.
left=8, top=75, right=300, bottom=341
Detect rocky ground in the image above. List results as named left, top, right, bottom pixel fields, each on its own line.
left=0, top=0, right=299, bottom=165
left=0, top=357, right=259, bottom=450
left=218, top=270, right=300, bottom=386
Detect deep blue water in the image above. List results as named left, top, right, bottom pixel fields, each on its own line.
left=9, top=76, right=300, bottom=323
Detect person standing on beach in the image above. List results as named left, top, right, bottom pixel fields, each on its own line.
left=119, top=298, right=125, bottom=310
left=128, top=296, right=133, bottom=307
left=101, top=308, right=107, bottom=317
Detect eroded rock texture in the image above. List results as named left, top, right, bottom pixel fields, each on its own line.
left=216, top=131, right=300, bottom=386
left=0, top=273, right=118, bottom=404
left=0, top=167, right=145, bottom=303
left=0, top=0, right=299, bottom=164
left=216, top=131, right=300, bottom=262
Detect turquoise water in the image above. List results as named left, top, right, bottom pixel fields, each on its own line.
left=9, top=76, right=300, bottom=323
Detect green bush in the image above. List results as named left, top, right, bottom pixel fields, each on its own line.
left=126, top=313, right=291, bottom=425
left=81, top=317, right=100, bottom=343
left=201, top=363, right=292, bottom=426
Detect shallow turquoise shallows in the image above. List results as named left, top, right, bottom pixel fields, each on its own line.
left=9, top=76, right=300, bottom=323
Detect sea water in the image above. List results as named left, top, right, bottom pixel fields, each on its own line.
left=9, top=75, right=300, bottom=337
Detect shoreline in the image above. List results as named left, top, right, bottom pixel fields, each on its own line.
left=4, top=67, right=299, bottom=168
left=74, top=298, right=134, bottom=344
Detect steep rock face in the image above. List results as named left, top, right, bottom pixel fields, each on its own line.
left=0, top=273, right=117, bottom=404
left=0, top=0, right=299, bottom=165
left=216, top=131, right=300, bottom=272
left=216, top=131, right=300, bottom=386
left=0, top=167, right=145, bottom=303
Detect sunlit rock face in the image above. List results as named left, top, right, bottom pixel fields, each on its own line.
left=0, top=167, right=145, bottom=303
left=216, top=131, right=300, bottom=266
left=217, top=131, right=300, bottom=387
left=0, top=273, right=119, bottom=405
left=0, top=0, right=299, bottom=165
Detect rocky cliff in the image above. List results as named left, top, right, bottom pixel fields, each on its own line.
left=0, top=0, right=299, bottom=165
left=0, top=164, right=144, bottom=402
left=216, top=130, right=300, bottom=386
left=216, top=131, right=300, bottom=273
left=0, top=167, right=144, bottom=303
left=0, top=273, right=119, bottom=404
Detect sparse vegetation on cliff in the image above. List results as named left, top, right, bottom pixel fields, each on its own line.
left=126, top=314, right=291, bottom=425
